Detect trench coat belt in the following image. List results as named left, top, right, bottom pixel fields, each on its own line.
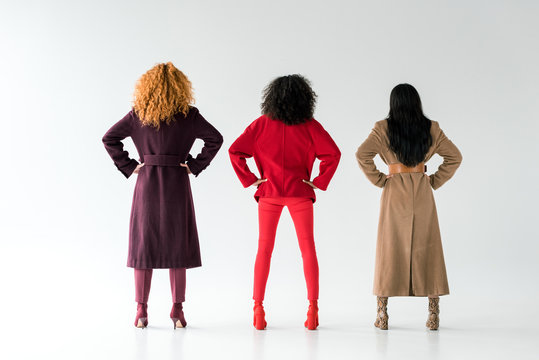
left=143, top=154, right=184, bottom=166
left=388, top=162, right=427, bottom=174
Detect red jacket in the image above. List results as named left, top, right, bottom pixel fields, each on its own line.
left=229, top=115, right=341, bottom=202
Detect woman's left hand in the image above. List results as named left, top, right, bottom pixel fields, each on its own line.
left=133, top=163, right=145, bottom=174
left=180, top=163, right=192, bottom=174
left=302, top=179, right=318, bottom=189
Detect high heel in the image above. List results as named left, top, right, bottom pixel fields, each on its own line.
left=253, top=301, right=267, bottom=330
left=170, top=302, right=187, bottom=329
left=374, top=296, right=388, bottom=330
left=426, top=297, right=440, bottom=330
left=134, top=303, right=148, bottom=328
left=304, top=300, right=319, bottom=330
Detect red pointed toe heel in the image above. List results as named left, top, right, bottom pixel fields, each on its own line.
left=304, top=300, right=319, bottom=330
left=170, top=302, right=187, bottom=329
left=253, top=301, right=267, bottom=330
left=134, top=303, right=148, bottom=328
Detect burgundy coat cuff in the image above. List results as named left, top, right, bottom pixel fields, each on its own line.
left=119, top=159, right=139, bottom=179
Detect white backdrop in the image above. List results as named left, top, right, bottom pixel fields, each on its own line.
left=1, top=1, right=538, bottom=359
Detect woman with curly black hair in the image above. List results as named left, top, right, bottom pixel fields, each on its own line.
left=229, top=75, right=341, bottom=330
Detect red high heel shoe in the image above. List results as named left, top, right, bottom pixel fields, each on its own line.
left=304, top=300, right=319, bottom=330
left=253, top=301, right=267, bottom=330
left=134, top=303, right=148, bottom=328
left=170, top=302, right=187, bottom=329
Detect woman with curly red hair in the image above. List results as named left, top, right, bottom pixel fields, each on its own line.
left=102, top=62, right=223, bottom=329
left=229, top=75, right=341, bottom=330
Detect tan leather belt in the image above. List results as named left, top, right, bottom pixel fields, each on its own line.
left=388, top=162, right=426, bottom=174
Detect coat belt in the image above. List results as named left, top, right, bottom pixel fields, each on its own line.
left=143, top=154, right=184, bottom=166
left=388, top=162, right=426, bottom=174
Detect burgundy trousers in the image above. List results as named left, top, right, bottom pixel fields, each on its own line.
left=134, top=268, right=186, bottom=303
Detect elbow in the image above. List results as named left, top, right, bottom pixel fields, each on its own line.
left=456, top=150, right=463, bottom=165
left=216, top=132, right=224, bottom=147
left=228, top=148, right=241, bottom=163
left=355, top=148, right=364, bottom=162
left=451, top=149, right=463, bottom=169
left=228, top=141, right=236, bottom=155
left=355, top=152, right=366, bottom=168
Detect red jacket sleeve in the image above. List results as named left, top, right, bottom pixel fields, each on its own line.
left=102, top=111, right=140, bottom=178
left=229, top=121, right=259, bottom=188
left=310, top=120, right=341, bottom=191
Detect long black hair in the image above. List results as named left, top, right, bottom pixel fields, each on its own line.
left=387, top=84, right=432, bottom=167
left=261, top=74, right=317, bottom=125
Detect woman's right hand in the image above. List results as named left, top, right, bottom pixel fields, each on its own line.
left=252, top=178, right=267, bottom=187
left=133, top=163, right=145, bottom=174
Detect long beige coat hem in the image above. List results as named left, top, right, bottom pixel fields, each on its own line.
left=374, top=290, right=450, bottom=297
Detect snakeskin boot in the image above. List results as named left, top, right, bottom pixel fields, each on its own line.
left=374, top=296, right=389, bottom=330
left=426, top=297, right=440, bottom=330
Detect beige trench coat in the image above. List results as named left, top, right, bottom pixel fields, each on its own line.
left=356, top=120, right=462, bottom=297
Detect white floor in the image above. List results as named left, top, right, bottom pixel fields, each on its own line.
left=4, top=294, right=537, bottom=359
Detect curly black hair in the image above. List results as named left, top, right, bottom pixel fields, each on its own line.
left=261, top=74, right=317, bottom=125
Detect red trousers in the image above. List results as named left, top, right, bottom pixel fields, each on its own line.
left=254, top=197, right=319, bottom=301
left=134, top=268, right=186, bottom=303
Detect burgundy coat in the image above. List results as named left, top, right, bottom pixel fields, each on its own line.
left=102, top=107, right=223, bottom=269
left=229, top=115, right=341, bottom=202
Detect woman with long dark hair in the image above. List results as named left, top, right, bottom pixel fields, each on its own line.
left=356, top=84, right=462, bottom=330
left=102, top=62, right=223, bottom=329
left=229, top=75, right=341, bottom=330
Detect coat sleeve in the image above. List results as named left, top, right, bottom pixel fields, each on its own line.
left=228, top=121, right=259, bottom=188
left=355, top=123, right=387, bottom=188
left=185, top=109, right=224, bottom=177
left=429, top=125, right=462, bottom=190
left=102, top=111, right=140, bottom=179
left=310, top=121, right=341, bottom=191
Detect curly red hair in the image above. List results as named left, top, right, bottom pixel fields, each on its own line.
left=133, top=62, right=194, bottom=129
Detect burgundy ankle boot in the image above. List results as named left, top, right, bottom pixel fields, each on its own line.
left=134, top=303, right=148, bottom=328
left=170, top=303, right=187, bottom=329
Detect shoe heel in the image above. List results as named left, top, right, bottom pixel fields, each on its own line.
left=374, top=315, right=388, bottom=330
left=136, top=318, right=147, bottom=328
left=253, top=301, right=267, bottom=330
left=254, top=312, right=266, bottom=330
left=304, top=300, right=319, bottom=330
left=171, top=318, right=184, bottom=329
left=426, top=316, right=439, bottom=330
left=306, top=314, right=317, bottom=330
